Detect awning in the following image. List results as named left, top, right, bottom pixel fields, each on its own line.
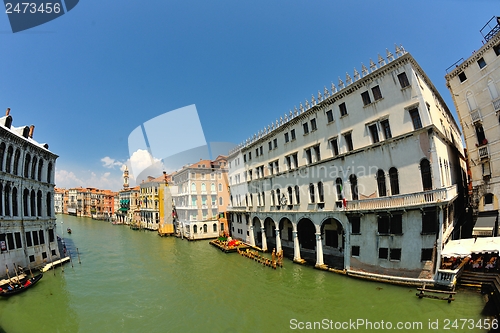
left=118, top=207, right=128, bottom=211
left=442, top=238, right=476, bottom=257
left=472, top=215, right=497, bottom=237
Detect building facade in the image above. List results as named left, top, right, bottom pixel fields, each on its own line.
left=139, top=175, right=161, bottom=230
left=172, top=156, right=230, bottom=240
left=446, top=17, right=500, bottom=237
left=0, top=108, right=60, bottom=277
left=227, top=47, right=467, bottom=280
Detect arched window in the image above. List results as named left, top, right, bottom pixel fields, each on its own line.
left=349, top=174, right=358, bottom=200
left=317, top=182, right=324, bottom=202
left=37, top=160, right=44, bottom=181
left=37, top=190, right=42, bottom=216
left=203, top=224, right=207, bottom=233
left=230, top=195, right=233, bottom=206
left=377, top=169, right=387, bottom=197
left=31, top=156, right=37, bottom=180
left=466, top=91, right=477, bottom=111
left=30, top=189, right=36, bottom=216
left=488, top=79, right=499, bottom=100
left=420, top=159, right=432, bottom=191
left=219, top=197, right=223, bottom=206
left=276, top=188, right=281, bottom=206
left=13, top=149, right=20, bottom=175
left=193, top=225, right=198, bottom=233
left=23, top=188, right=29, bottom=216
left=0, top=142, right=5, bottom=171
left=213, top=223, right=217, bottom=232
left=201, top=183, right=206, bottom=192
left=294, top=185, right=300, bottom=204
left=270, top=190, right=275, bottom=206
left=0, top=183, right=3, bottom=215
left=47, top=162, right=53, bottom=183
left=218, top=183, right=222, bottom=192
left=261, top=191, right=265, bottom=206
left=191, top=183, right=196, bottom=192
left=47, top=193, right=52, bottom=217
left=24, top=154, right=31, bottom=178
left=309, top=183, right=315, bottom=203
left=5, top=146, right=13, bottom=173
left=336, top=178, right=343, bottom=201
left=4, top=184, right=10, bottom=216
left=12, top=187, right=17, bottom=216
left=211, top=183, right=215, bottom=192
left=389, top=167, right=400, bottom=195
left=288, top=186, right=293, bottom=205
left=485, top=193, right=494, bottom=205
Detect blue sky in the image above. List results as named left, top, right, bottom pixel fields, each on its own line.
left=0, top=0, right=498, bottom=191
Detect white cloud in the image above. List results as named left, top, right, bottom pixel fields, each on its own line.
left=55, top=168, right=123, bottom=191
left=101, top=156, right=123, bottom=169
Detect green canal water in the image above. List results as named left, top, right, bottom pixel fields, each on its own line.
left=0, top=215, right=491, bottom=332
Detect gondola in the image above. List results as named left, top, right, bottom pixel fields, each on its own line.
left=0, top=274, right=43, bottom=297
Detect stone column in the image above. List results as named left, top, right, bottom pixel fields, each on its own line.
left=275, top=228, right=282, bottom=253
left=261, top=226, right=268, bottom=252
left=315, top=232, right=324, bottom=266
left=293, top=230, right=301, bottom=261
left=249, top=225, right=255, bottom=247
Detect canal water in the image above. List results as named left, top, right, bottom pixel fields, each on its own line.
left=0, top=215, right=490, bottom=332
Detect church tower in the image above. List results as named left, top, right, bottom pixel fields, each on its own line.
left=123, top=166, right=129, bottom=190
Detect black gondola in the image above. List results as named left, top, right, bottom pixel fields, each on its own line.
left=0, top=274, right=43, bottom=297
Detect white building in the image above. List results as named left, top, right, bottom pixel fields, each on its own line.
left=172, top=158, right=228, bottom=240
left=0, top=108, right=60, bottom=277
left=446, top=16, right=500, bottom=237
left=54, top=188, right=64, bottom=214
left=227, top=46, right=467, bottom=281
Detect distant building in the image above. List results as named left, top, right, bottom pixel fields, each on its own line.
left=227, top=46, right=467, bottom=282
left=54, top=187, right=65, bottom=214
left=446, top=16, right=500, bottom=237
left=158, top=171, right=176, bottom=236
left=0, top=108, right=60, bottom=276
left=139, top=175, right=162, bottom=230
left=172, top=156, right=229, bottom=240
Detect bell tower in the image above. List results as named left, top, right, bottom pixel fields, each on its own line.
left=123, top=166, right=129, bottom=190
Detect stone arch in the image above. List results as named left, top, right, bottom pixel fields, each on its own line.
left=279, top=217, right=294, bottom=254
left=320, top=218, right=344, bottom=250
left=263, top=217, right=276, bottom=249
left=252, top=216, right=263, bottom=247
left=297, top=217, right=316, bottom=252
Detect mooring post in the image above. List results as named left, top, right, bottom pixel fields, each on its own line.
left=76, top=247, right=81, bottom=264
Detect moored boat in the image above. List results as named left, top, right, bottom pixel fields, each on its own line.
left=0, top=274, right=43, bottom=297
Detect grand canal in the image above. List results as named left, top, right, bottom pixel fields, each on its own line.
left=0, top=215, right=491, bottom=332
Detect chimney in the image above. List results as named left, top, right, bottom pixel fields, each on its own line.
left=5, top=108, right=10, bottom=116
left=29, top=125, right=35, bottom=138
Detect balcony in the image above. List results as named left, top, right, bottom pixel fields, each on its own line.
left=478, top=145, right=490, bottom=159
left=346, top=185, right=457, bottom=211
left=470, top=109, right=482, bottom=124
left=435, top=257, right=469, bottom=288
